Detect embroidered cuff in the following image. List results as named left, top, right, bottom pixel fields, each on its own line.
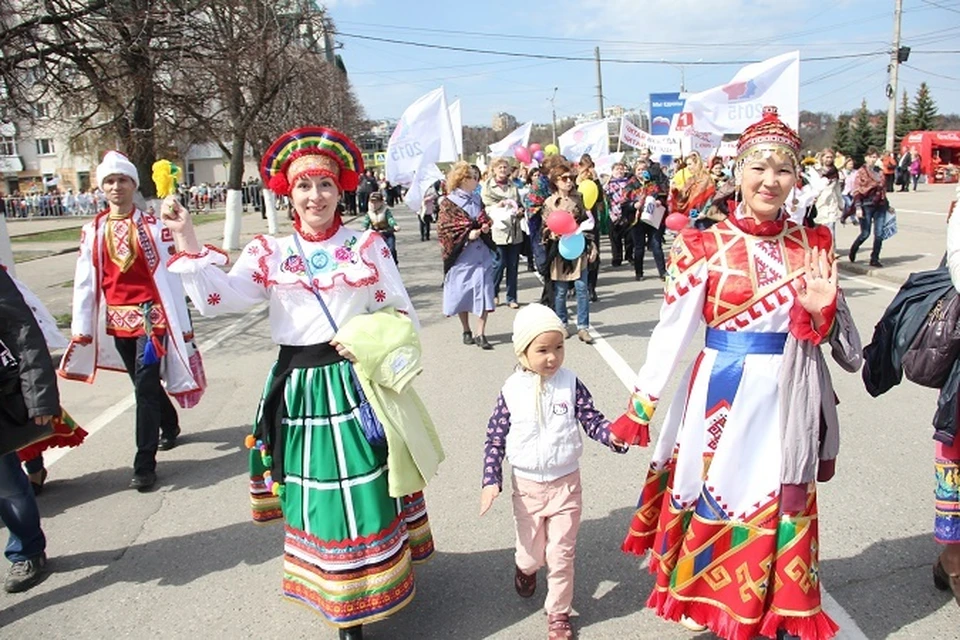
left=609, top=392, right=657, bottom=447
left=166, top=244, right=230, bottom=271
left=71, top=334, right=93, bottom=345
left=788, top=298, right=836, bottom=346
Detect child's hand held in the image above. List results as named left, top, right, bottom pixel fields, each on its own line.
left=479, top=485, right=500, bottom=516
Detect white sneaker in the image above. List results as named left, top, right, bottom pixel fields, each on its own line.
left=679, top=616, right=707, bottom=632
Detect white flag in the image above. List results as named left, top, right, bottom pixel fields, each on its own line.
left=618, top=116, right=648, bottom=150
left=386, top=87, right=457, bottom=187
left=488, top=121, right=532, bottom=158
left=404, top=163, right=445, bottom=213
left=593, top=152, right=624, bottom=177
left=559, top=120, right=609, bottom=161
left=447, top=100, right=463, bottom=158
left=680, top=51, right=800, bottom=135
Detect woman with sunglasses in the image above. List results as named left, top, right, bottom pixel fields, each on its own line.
left=542, top=161, right=595, bottom=344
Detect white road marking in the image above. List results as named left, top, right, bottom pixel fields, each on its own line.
left=45, top=303, right=269, bottom=468
left=587, top=328, right=870, bottom=640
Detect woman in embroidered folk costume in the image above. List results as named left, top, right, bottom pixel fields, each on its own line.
left=610, top=107, right=862, bottom=640
left=161, top=127, right=437, bottom=640
left=937, top=197, right=960, bottom=607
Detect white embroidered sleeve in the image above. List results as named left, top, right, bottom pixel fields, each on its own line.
left=167, top=237, right=273, bottom=316
left=70, top=225, right=97, bottom=339
left=362, top=231, right=420, bottom=331
left=632, top=234, right=708, bottom=399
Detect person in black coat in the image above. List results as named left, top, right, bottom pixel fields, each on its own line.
left=0, top=267, right=54, bottom=593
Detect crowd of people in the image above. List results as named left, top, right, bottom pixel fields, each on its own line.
left=1, top=108, right=959, bottom=640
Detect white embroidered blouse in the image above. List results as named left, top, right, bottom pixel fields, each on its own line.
left=167, top=227, right=419, bottom=346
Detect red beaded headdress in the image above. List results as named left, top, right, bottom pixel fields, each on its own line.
left=260, top=126, right=364, bottom=196
left=735, top=106, right=802, bottom=169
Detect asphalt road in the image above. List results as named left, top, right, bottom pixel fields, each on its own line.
left=2, top=188, right=959, bottom=639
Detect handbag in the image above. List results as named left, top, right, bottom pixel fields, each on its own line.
left=902, top=288, right=960, bottom=388
left=294, top=236, right=386, bottom=447
left=879, top=211, right=898, bottom=240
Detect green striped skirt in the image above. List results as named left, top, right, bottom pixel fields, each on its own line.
left=248, top=358, right=434, bottom=627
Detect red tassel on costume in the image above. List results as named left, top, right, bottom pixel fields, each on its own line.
left=610, top=413, right=650, bottom=447
left=151, top=334, right=166, bottom=358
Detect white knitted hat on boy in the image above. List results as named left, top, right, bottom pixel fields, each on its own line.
left=512, top=303, right=565, bottom=357
left=96, top=151, right=140, bottom=189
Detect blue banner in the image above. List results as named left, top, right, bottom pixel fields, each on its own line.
left=649, top=92, right=686, bottom=135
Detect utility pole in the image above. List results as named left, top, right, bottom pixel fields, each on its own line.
left=595, top=47, right=604, bottom=120
left=885, top=0, right=904, bottom=154
left=550, top=87, right=558, bottom=145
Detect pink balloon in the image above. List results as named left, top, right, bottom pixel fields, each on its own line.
left=533, top=150, right=545, bottom=162
left=665, top=212, right=688, bottom=231
left=514, top=146, right=532, bottom=165
left=546, top=210, right=578, bottom=236
left=529, top=143, right=542, bottom=154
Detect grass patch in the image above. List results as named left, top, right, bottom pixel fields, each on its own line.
left=10, top=227, right=83, bottom=243
left=55, top=313, right=71, bottom=328
left=193, top=213, right=226, bottom=226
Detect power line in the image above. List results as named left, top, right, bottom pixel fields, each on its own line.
left=921, top=0, right=960, bottom=15
left=902, top=62, right=960, bottom=81
left=335, top=31, right=889, bottom=65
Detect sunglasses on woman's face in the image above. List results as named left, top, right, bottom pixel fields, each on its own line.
left=559, top=175, right=574, bottom=182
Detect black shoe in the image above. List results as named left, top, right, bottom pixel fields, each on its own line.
left=869, top=260, right=884, bottom=268
left=29, top=468, right=47, bottom=496
left=3, top=553, right=47, bottom=593
left=475, top=335, right=493, bottom=350
left=129, top=471, right=157, bottom=492
left=339, top=625, right=364, bottom=640
left=462, top=330, right=473, bottom=345
left=848, top=247, right=856, bottom=263
left=635, top=273, right=644, bottom=281
left=589, top=291, right=598, bottom=303
left=776, top=631, right=801, bottom=640
left=158, top=426, right=181, bottom=451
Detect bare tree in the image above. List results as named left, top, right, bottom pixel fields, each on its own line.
left=0, top=0, right=202, bottom=198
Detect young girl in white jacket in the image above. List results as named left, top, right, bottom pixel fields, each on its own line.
left=479, top=303, right=626, bottom=640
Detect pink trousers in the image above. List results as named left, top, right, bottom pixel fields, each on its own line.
left=511, top=469, right=583, bottom=615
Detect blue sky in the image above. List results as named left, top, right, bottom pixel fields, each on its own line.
left=326, top=0, right=960, bottom=127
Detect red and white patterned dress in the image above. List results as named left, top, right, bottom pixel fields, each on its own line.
left=617, top=208, right=840, bottom=640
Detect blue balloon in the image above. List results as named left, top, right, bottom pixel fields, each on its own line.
left=558, top=232, right=585, bottom=260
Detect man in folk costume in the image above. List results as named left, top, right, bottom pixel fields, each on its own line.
left=59, top=151, right=203, bottom=492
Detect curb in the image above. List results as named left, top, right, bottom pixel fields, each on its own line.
left=836, top=260, right=908, bottom=287
left=14, top=247, right=76, bottom=264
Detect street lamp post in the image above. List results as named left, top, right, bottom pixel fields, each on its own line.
left=662, top=59, right=685, bottom=93
left=549, top=87, right=558, bottom=145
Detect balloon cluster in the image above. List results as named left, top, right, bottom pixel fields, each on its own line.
left=545, top=210, right=585, bottom=260
left=514, top=142, right=560, bottom=166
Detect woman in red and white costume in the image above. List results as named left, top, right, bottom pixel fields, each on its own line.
left=611, top=107, right=862, bottom=640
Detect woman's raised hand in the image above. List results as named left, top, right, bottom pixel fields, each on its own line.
left=797, top=246, right=838, bottom=319
left=160, top=195, right=191, bottom=233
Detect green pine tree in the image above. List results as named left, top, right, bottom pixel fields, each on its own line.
left=895, top=89, right=913, bottom=146
left=833, top=116, right=852, bottom=157
left=850, top=100, right=876, bottom=164
left=912, top=82, right=939, bottom=130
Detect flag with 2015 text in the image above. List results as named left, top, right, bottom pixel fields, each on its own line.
left=386, top=87, right=458, bottom=188
left=679, top=51, right=800, bottom=135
